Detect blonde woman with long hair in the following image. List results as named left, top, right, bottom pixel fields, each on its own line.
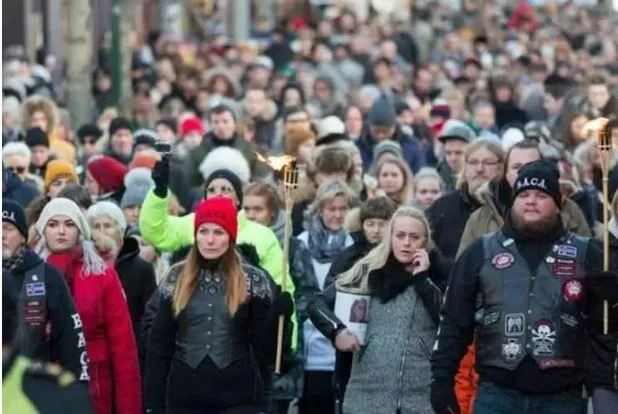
left=144, top=197, right=293, bottom=414
left=309, top=207, right=448, bottom=413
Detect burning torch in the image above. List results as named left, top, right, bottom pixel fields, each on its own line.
left=256, top=153, right=299, bottom=373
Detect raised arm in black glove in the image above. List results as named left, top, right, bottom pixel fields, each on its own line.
left=152, top=157, right=170, bottom=198
left=586, top=271, right=618, bottom=335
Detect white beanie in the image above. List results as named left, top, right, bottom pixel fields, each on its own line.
left=36, top=197, right=105, bottom=275
left=199, top=146, right=251, bottom=184
left=501, top=128, right=525, bottom=151
left=37, top=198, right=91, bottom=240
left=86, top=201, right=127, bottom=236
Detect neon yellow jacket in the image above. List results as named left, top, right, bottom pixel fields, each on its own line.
left=139, top=189, right=297, bottom=348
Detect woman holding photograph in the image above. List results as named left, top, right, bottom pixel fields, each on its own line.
left=308, top=207, right=447, bottom=413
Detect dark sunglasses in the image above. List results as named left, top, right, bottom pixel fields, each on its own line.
left=8, top=166, right=26, bottom=174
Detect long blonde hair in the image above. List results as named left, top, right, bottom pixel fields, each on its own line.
left=172, top=245, right=247, bottom=316
left=336, top=206, right=434, bottom=294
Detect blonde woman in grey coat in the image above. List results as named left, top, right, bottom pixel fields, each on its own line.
left=309, top=207, right=445, bottom=414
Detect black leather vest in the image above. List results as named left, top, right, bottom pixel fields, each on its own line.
left=15, top=262, right=48, bottom=360
left=475, top=231, right=589, bottom=371
left=175, top=268, right=249, bottom=369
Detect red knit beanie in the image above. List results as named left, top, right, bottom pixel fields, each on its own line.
left=180, top=116, right=205, bottom=137
left=193, top=197, right=238, bottom=241
left=87, top=155, right=129, bottom=193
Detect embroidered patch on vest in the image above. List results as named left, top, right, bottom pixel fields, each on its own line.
left=502, top=338, right=523, bottom=361
left=563, top=279, right=583, bottom=302
left=560, top=313, right=579, bottom=328
left=505, top=313, right=525, bottom=336
left=26, top=282, right=45, bottom=296
left=483, top=311, right=500, bottom=326
left=491, top=252, right=514, bottom=269
left=532, top=320, right=556, bottom=356
left=538, top=359, right=575, bottom=370
left=552, top=258, right=576, bottom=278
left=554, top=244, right=577, bottom=259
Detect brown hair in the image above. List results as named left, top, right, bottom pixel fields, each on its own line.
left=375, top=157, right=413, bottom=205
left=172, top=245, right=247, bottom=317
left=244, top=181, right=283, bottom=218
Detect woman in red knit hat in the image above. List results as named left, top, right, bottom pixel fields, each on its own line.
left=144, top=197, right=294, bottom=414
left=86, top=155, right=128, bottom=204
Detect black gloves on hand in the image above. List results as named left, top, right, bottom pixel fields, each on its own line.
left=152, top=158, right=170, bottom=198
left=272, top=288, right=294, bottom=318
left=430, top=382, right=460, bottom=414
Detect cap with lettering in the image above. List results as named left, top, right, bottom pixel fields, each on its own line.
left=512, top=160, right=561, bottom=208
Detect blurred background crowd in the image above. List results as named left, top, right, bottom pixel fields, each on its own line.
left=2, top=0, right=618, bottom=413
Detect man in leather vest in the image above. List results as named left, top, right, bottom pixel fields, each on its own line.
left=430, top=160, right=617, bottom=414
left=2, top=199, right=88, bottom=381
left=2, top=273, right=93, bottom=413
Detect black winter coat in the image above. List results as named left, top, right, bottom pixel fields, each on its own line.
left=4, top=249, right=86, bottom=380
left=587, top=233, right=618, bottom=391
left=425, top=188, right=481, bottom=261
left=114, top=237, right=157, bottom=368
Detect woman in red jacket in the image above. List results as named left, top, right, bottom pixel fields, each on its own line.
left=35, top=197, right=141, bottom=414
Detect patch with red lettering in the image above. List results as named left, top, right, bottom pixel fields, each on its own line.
left=491, top=252, right=514, bottom=269
left=539, top=359, right=575, bottom=369
left=562, top=279, right=583, bottom=302
left=552, top=258, right=576, bottom=278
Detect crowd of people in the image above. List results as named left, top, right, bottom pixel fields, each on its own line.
left=2, top=1, right=618, bottom=413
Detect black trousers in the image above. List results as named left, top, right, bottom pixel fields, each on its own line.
left=298, top=371, right=335, bottom=414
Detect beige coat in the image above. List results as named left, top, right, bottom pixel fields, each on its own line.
left=456, top=181, right=591, bottom=258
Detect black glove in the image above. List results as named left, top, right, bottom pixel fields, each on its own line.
left=272, top=289, right=294, bottom=318
left=152, top=158, right=170, bottom=198
left=430, top=381, right=460, bottom=414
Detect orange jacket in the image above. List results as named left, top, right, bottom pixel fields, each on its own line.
left=454, top=344, right=478, bottom=414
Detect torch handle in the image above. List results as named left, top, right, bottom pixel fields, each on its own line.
left=602, top=153, right=610, bottom=335
left=275, top=191, right=295, bottom=374
left=275, top=315, right=285, bottom=374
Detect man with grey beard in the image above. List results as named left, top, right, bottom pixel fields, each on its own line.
left=2, top=199, right=88, bottom=381
left=430, top=160, right=617, bottom=414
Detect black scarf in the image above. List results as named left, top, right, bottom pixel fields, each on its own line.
left=368, top=254, right=428, bottom=303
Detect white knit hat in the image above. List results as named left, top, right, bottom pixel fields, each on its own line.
left=36, top=198, right=91, bottom=240
left=199, top=146, right=251, bottom=184
left=86, top=201, right=127, bottom=236
left=36, top=197, right=105, bottom=275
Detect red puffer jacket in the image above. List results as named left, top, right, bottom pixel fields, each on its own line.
left=47, top=250, right=142, bottom=414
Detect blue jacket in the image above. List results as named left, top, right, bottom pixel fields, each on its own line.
left=3, top=169, right=38, bottom=207
left=356, top=125, right=426, bottom=173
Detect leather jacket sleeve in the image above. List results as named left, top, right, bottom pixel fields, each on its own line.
left=308, top=283, right=346, bottom=342
left=412, top=272, right=444, bottom=325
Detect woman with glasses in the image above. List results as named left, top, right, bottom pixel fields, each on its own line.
left=2, top=142, right=44, bottom=192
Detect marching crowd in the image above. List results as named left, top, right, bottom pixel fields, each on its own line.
left=2, top=1, right=618, bottom=413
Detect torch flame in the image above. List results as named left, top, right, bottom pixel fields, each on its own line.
left=256, top=153, right=296, bottom=172
left=582, top=117, right=610, bottom=138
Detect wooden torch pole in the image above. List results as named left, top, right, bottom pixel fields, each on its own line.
left=275, top=163, right=296, bottom=374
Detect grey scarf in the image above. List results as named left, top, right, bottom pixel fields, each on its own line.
left=307, top=214, right=348, bottom=264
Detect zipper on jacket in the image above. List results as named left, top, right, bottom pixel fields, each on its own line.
left=317, top=308, right=338, bottom=331
left=395, top=294, right=419, bottom=412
